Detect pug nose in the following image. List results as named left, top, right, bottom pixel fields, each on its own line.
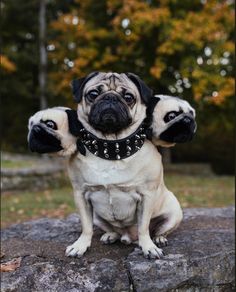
left=183, top=116, right=192, bottom=124
left=104, top=94, right=118, bottom=103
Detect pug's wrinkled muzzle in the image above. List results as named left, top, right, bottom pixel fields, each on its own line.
left=88, top=93, right=132, bottom=134
left=160, top=114, right=197, bottom=143
left=28, top=125, right=63, bottom=153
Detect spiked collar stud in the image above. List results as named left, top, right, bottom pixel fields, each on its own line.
left=77, top=122, right=147, bottom=160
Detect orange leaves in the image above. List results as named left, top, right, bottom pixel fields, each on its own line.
left=211, top=77, right=235, bottom=105
left=192, top=73, right=234, bottom=106
left=93, top=54, right=118, bottom=70
left=150, top=59, right=166, bottom=79
left=0, top=55, right=16, bottom=73
left=222, top=41, right=234, bottom=54
left=48, top=0, right=234, bottom=107
left=133, top=8, right=170, bottom=26
left=157, top=1, right=234, bottom=56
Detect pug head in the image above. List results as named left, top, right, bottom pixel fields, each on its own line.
left=71, top=72, right=153, bottom=138
left=28, top=107, right=78, bottom=156
left=151, top=95, right=197, bottom=147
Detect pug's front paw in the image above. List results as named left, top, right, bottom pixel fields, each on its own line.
left=65, top=235, right=91, bottom=257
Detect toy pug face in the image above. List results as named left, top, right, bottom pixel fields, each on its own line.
left=28, top=107, right=77, bottom=156
left=151, top=95, right=197, bottom=147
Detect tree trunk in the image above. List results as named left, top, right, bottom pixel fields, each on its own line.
left=39, top=0, right=47, bottom=109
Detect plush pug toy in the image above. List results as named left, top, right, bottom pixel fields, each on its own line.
left=150, top=94, right=196, bottom=147
left=28, top=107, right=78, bottom=156
left=28, top=73, right=196, bottom=259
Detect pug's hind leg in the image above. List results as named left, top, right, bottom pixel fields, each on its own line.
left=120, top=232, right=132, bottom=245
left=149, top=215, right=169, bottom=247
left=150, top=209, right=183, bottom=248
left=100, top=232, right=120, bottom=244
left=154, top=235, right=168, bottom=248
left=93, top=213, right=120, bottom=244
left=151, top=189, right=183, bottom=248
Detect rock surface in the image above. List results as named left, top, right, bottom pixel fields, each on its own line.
left=1, top=207, right=235, bottom=292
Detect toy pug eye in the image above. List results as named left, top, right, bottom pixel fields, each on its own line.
left=44, top=120, right=57, bottom=130
left=164, top=111, right=178, bottom=123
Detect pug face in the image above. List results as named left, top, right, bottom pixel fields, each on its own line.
left=72, top=72, right=153, bottom=138
left=28, top=107, right=77, bottom=156
left=152, top=95, right=197, bottom=147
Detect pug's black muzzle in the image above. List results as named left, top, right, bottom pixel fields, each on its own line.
left=88, top=93, right=132, bottom=134
left=28, top=125, right=63, bottom=153
left=160, top=114, right=197, bottom=143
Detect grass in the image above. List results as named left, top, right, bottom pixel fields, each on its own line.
left=1, top=174, right=234, bottom=228
left=1, top=159, right=36, bottom=169
left=1, top=187, right=76, bottom=228
left=165, top=174, right=234, bottom=208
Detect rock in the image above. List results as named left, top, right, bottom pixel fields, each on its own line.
left=1, top=152, right=68, bottom=191
left=1, top=207, right=235, bottom=292
left=1, top=168, right=69, bottom=191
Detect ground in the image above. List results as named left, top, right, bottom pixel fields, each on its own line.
left=1, top=207, right=235, bottom=291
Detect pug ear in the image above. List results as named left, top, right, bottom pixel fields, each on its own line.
left=126, top=72, right=153, bottom=105
left=71, top=72, right=99, bottom=103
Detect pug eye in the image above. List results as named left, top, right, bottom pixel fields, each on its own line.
left=124, top=93, right=134, bottom=104
left=87, top=90, right=99, bottom=101
left=164, top=111, right=178, bottom=123
left=42, top=120, right=57, bottom=130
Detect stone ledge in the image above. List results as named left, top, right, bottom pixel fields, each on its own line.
left=1, top=207, right=235, bottom=292
left=1, top=152, right=67, bottom=191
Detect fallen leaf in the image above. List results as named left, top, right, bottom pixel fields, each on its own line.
left=0, top=257, right=22, bottom=272
left=17, top=209, right=24, bottom=215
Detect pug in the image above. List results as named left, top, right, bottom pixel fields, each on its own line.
left=27, top=73, right=196, bottom=259
left=150, top=94, right=197, bottom=147
left=62, top=72, right=187, bottom=259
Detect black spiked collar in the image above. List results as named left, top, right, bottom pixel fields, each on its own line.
left=78, top=122, right=147, bottom=160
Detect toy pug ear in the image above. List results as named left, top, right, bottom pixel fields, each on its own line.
left=65, top=109, right=86, bottom=156
left=65, top=109, right=82, bottom=136
left=126, top=72, right=153, bottom=105
left=71, top=71, right=99, bottom=103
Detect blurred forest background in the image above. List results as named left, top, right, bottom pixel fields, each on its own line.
left=1, top=0, right=235, bottom=174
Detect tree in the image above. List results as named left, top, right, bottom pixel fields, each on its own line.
left=49, top=0, right=234, bottom=104
left=1, top=0, right=40, bottom=151
left=39, top=0, right=47, bottom=109
left=1, top=0, right=234, bottom=173
left=48, top=0, right=234, bottom=173
left=1, top=0, right=76, bottom=151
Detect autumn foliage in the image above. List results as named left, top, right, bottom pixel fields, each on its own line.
left=1, top=0, right=235, bottom=173
left=49, top=0, right=234, bottom=106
